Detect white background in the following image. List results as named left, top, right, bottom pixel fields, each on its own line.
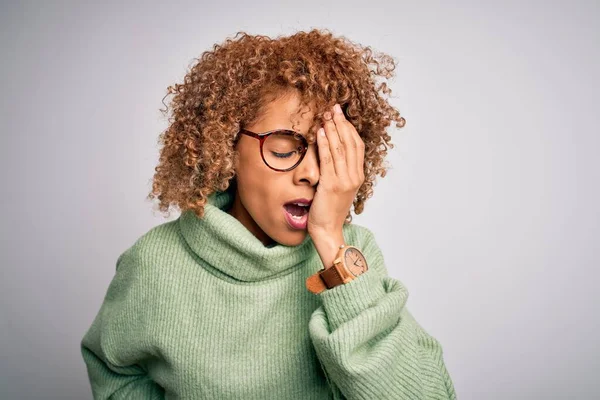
left=1, top=1, right=598, bottom=398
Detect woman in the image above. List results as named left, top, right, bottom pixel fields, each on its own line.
left=80, top=28, right=457, bottom=399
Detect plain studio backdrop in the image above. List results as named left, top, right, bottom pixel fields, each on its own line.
left=1, top=1, right=598, bottom=399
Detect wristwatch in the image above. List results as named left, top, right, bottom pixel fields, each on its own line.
left=306, top=244, right=369, bottom=294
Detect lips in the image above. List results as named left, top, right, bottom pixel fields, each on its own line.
left=283, top=198, right=312, bottom=217
left=283, top=198, right=312, bottom=230
left=283, top=206, right=308, bottom=230
left=283, top=198, right=313, bottom=209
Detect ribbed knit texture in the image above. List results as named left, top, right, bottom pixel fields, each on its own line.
left=80, top=188, right=457, bottom=399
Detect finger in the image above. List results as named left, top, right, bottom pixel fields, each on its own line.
left=323, top=111, right=348, bottom=179
left=357, top=135, right=365, bottom=182
left=350, top=123, right=366, bottom=183
left=316, top=127, right=335, bottom=181
left=332, top=104, right=358, bottom=182
left=336, top=105, right=366, bottom=182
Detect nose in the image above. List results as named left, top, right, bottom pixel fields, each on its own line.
left=293, top=143, right=319, bottom=187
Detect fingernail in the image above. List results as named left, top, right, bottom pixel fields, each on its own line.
left=334, top=104, right=342, bottom=114
left=323, top=111, right=332, bottom=120
left=319, top=128, right=325, bottom=137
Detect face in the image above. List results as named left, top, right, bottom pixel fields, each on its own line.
left=227, top=91, right=320, bottom=247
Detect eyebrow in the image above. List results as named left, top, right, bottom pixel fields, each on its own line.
left=266, top=128, right=308, bottom=138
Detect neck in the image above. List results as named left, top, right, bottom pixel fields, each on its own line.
left=177, top=189, right=315, bottom=282
left=226, top=189, right=276, bottom=247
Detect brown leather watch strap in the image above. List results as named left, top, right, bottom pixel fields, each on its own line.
left=320, top=266, right=345, bottom=289
left=305, top=272, right=327, bottom=294
left=306, top=265, right=346, bottom=294
left=306, top=244, right=368, bottom=294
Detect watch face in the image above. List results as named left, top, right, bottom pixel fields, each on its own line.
left=344, top=247, right=367, bottom=277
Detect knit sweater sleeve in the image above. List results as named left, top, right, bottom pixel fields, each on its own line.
left=307, top=227, right=457, bottom=400
left=80, top=247, right=165, bottom=400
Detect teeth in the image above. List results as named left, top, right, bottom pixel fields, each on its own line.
left=293, top=202, right=309, bottom=207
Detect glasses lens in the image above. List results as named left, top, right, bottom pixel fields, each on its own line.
left=263, top=132, right=305, bottom=170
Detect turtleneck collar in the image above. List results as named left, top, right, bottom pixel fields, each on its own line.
left=177, top=188, right=316, bottom=282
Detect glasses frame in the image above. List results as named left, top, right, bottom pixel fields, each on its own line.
left=237, top=128, right=309, bottom=172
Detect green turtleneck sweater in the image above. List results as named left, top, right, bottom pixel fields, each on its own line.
left=80, top=189, right=457, bottom=399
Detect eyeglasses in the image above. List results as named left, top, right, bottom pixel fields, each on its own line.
left=237, top=128, right=309, bottom=172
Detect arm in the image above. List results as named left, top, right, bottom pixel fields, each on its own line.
left=80, top=248, right=165, bottom=400
left=308, top=228, right=457, bottom=400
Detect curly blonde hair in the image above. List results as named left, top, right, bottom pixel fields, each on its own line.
left=148, top=28, right=406, bottom=222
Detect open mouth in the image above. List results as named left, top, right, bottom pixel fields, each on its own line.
left=283, top=201, right=311, bottom=230
left=284, top=203, right=309, bottom=217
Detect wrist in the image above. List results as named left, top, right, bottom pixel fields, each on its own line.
left=310, top=230, right=345, bottom=270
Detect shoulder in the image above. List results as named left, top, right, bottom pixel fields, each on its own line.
left=115, top=219, right=181, bottom=275
left=102, top=219, right=185, bottom=313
